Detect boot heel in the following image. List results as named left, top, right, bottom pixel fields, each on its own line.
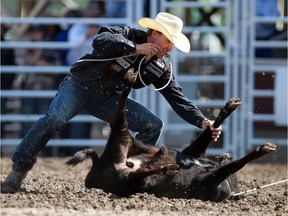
left=1, top=169, right=28, bottom=193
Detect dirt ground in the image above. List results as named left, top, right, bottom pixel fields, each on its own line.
left=0, top=156, right=287, bottom=216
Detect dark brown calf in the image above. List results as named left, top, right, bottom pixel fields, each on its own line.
left=66, top=68, right=277, bottom=201
left=66, top=69, right=179, bottom=197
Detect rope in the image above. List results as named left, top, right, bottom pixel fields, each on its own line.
left=76, top=54, right=137, bottom=62
left=138, top=55, right=173, bottom=91
left=76, top=54, right=173, bottom=91
left=232, top=179, right=288, bottom=197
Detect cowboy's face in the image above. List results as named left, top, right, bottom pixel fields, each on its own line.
left=150, top=30, right=173, bottom=58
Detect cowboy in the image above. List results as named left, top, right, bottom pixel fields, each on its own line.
left=1, top=12, right=222, bottom=193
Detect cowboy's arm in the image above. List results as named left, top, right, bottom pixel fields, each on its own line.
left=92, top=26, right=137, bottom=57
left=159, top=79, right=221, bottom=141
left=92, top=26, right=160, bottom=58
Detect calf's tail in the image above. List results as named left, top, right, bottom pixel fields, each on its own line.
left=66, top=148, right=99, bottom=167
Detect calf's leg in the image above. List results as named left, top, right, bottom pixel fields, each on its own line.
left=128, top=164, right=179, bottom=181
left=182, top=97, right=241, bottom=157
left=195, top=143, right=277, bottom=190
left=100, top=68, right=138, bottom=164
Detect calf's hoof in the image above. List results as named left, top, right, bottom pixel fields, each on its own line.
left=216, top=153, right=232, bottom=163
left=226, top=97, right=241, bottom=110
left=161, top=164, right=179, bottom=176
left=155, top=146, right=168, bottom=157
left=258, top=143, right=277, bottom=154
left=165, top=170, right=179, bottom=176
left=123, top=68, right=138, bottom=88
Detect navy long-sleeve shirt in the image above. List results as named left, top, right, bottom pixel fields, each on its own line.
left=70, top=25, right=206, bottom=128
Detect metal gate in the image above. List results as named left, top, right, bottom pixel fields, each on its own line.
left=1, top=0, right=287, bottom=159
left=156, top=0, right=287, bottom=158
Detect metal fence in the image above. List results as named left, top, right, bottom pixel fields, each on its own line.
left=1, top=0, right=287, bottom=158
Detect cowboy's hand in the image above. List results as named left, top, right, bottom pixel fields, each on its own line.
left=136, top=43, right=162, bottom=58
left=201, top=119, right=222, bottom=142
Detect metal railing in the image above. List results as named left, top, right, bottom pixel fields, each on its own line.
left=1, top=0, right=287, bottom=158
left=0, top=0, right=140, bottom=147
left=246, top=0, right=288, bottom=149
left=159, top=0, right=236, bottom=156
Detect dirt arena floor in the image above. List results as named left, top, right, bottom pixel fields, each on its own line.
left=1, top=156, right=287, bottom=216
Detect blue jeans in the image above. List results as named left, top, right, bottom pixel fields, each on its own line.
left=12, top=75, right=163, bottom=172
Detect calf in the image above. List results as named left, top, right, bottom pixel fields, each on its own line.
left=66, top=68, right=277, bottom=202
left=66, top=69, right=179, bottom=197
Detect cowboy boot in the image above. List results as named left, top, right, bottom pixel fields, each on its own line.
left=1, top=168, right=28, bottom=193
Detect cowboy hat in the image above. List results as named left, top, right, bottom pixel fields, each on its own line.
left=138, top=12, right=190, bottom=53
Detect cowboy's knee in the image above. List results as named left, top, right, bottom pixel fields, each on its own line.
left=151, top=118, right=163, bottom=134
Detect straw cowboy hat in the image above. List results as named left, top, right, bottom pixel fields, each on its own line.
left=138, top=12, right=190, bottom=53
